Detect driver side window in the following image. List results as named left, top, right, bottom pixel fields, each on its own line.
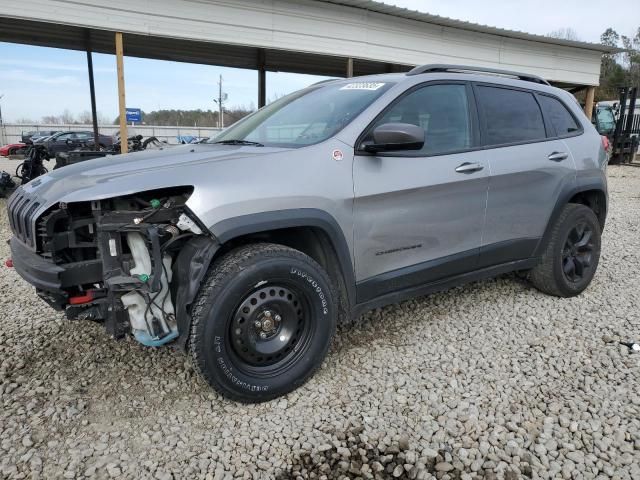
left=368, top=84, right=472, bottom=156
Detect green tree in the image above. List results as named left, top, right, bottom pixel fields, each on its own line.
left=597, top=27, right=639, bottom=101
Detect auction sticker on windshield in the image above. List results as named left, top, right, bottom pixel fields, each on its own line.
left=340, top=82, right=386, bottom=91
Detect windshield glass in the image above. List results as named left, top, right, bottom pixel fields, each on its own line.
left=596, top=107, right=615, bottom=133
left=211, top=80, right=395, bottom=147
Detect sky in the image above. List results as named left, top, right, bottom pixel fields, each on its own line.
left=0, top=0, right=638, bottom=123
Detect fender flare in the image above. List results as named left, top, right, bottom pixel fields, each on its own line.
left=211, top=208, right=356, bottom=305
left=533, top=179, right=607, bottom=257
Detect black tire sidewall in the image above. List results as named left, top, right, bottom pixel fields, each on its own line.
left=551, top=207, right=601, bottom=296
left=196, top=255, right=335, bottom=401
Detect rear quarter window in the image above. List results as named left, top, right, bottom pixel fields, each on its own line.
left=538, top=95, right=581, bottom=136
left=476, top=85, right=546, bottom=146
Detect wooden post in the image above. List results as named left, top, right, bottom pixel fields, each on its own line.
left=346, top=57, right=354, bottom=78
left=584, top=86, right=595, bottom=121
left=115, top=32, right=128, bottom=153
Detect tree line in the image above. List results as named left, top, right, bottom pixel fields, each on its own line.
left=548, top=26, right=639, bottom=100
left=116, top=105, right=255, bottom=128
left=598, top=27, right=640, bottom=100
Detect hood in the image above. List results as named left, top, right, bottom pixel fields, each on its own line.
left=21, top=143, right=289, bottom=207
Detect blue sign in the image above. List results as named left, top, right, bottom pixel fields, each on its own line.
left=125, top=108, right=141, bottom=122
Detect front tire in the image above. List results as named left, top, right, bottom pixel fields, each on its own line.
left=189, top=243, right=337, bottom=402
left=530, top=204, right=601, bottom=297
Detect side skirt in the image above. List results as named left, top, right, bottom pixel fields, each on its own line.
left=351, top=257, right=538, bottom=318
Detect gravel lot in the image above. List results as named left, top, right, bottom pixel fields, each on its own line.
left=1, top=164, right=639, bottom=480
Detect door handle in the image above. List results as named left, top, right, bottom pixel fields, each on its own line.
left=548, top=151, right=568, bottom=162
left=455, top=162, right=484, bottom=173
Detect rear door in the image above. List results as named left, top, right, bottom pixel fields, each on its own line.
left=353, top=82, right=489, bottom=302
left=474, top=84, right=577, bottom=267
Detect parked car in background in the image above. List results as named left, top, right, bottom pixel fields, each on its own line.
left=35, top=131, right=114, bottom=155
left=29, top=132, right=60, bottom=144
left=21, top=130, right=60, bottom=143
left=0, top=142, right=28, bottom=156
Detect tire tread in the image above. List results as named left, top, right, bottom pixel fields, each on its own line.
left=530, top=203, right=600, bottom=297
left=189, top=242, right=335, bottom=402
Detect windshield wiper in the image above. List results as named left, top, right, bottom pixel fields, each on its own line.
left=212, top=139, right=264, bottom=147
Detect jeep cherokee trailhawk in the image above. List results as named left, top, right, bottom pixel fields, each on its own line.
left=7, top=65, right=607, bottom=402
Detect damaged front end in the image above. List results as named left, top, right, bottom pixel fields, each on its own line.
left=8, top=186, right=218, bottom=348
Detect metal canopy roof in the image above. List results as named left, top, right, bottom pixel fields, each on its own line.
left=322, top=0, right=619, bottom=53
left=0, top=0, right=614, bottom=86
left=0, top=17, right=399, bottom=78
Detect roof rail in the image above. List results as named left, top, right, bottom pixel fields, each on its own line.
left=406, top=64, right=551, bottom=86
left=310, top=78, right=339, bottom=86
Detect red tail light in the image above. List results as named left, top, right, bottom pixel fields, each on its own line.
left=601, top=135, right=610, bottom=151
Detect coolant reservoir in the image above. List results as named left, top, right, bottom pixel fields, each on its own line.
left=121, top=232, right=178, bottom=346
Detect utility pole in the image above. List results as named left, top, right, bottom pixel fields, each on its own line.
left=218, top=75, right=224, bottom=129
left=213, top=75, right=227, bottom=129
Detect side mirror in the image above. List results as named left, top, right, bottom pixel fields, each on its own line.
left=363, top=123, right=425, bottom=153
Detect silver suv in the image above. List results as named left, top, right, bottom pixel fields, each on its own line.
left=7, top=65, right=607, bottom=402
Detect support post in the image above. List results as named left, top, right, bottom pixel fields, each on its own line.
left=346, top=57, right=354, bottom=78
left=258, top=49, right=266, bottom=109
left=115, top=32, right=128, bottom=153
left=85, top=30, right=100, bottom=151
left=584, top=86, right=595, bottom=121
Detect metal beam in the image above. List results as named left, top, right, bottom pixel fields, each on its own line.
left=115, top=32, right=128, bottom=153
left=258, top=48, right=266, bottom=108
left=346, top=57, right=354, bottom=78
left=85, top=30, right=100, bottom=151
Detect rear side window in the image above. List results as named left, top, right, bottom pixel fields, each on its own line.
left=476, top=86, right=546, bottom=146
left=538, top=95, right=580, bottom=136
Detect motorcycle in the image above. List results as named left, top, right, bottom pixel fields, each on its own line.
left=15, top=144, right=50, bottom=184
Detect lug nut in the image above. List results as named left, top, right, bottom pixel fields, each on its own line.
left=254, top=321, right=262, bottom=328
left=264, top=310, right=272, bottom=318
left=259, top=332, right=268, bottom=339
left=274, top=314, right=281, bottom=322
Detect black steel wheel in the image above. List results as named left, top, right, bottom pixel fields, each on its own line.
left=190, top=243, right=337, bottom=402
left=229, top=285, right=312, bottom=374
left=530, top=204, right=601, bottom=297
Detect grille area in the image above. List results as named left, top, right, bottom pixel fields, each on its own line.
left=7, top=188, right=41, bottom=250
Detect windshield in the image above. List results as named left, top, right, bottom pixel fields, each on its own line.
left=596, top=107, right=615, bottom=133
left=211, top=80, right=395, bottom=147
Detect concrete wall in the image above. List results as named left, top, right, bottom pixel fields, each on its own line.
left=2, top=124, right=222, bottom=145
left=0, top=0, right=604, bottom=85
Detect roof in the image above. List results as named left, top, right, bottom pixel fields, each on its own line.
left=320, top=0, right=619, bottom=53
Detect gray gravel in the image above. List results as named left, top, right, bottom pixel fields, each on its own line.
left=1, top=165, right=639, bottom=480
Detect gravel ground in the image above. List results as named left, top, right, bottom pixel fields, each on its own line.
left=1, top=165, right=639, bottom=480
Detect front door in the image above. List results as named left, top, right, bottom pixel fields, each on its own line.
left=353, top=82, right=489, bottom=302
left=49, top=133, right=73, bottom=154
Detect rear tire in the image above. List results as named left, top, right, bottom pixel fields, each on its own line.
left=189, top=243, right=337, bottom=402
left=530, top=204, right=601, bottom=297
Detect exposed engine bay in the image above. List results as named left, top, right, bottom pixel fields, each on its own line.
left=29, top=187, right=212, bottom=347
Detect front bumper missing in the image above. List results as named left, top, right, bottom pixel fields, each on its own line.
left=9, top=237, right=103, bottom=308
